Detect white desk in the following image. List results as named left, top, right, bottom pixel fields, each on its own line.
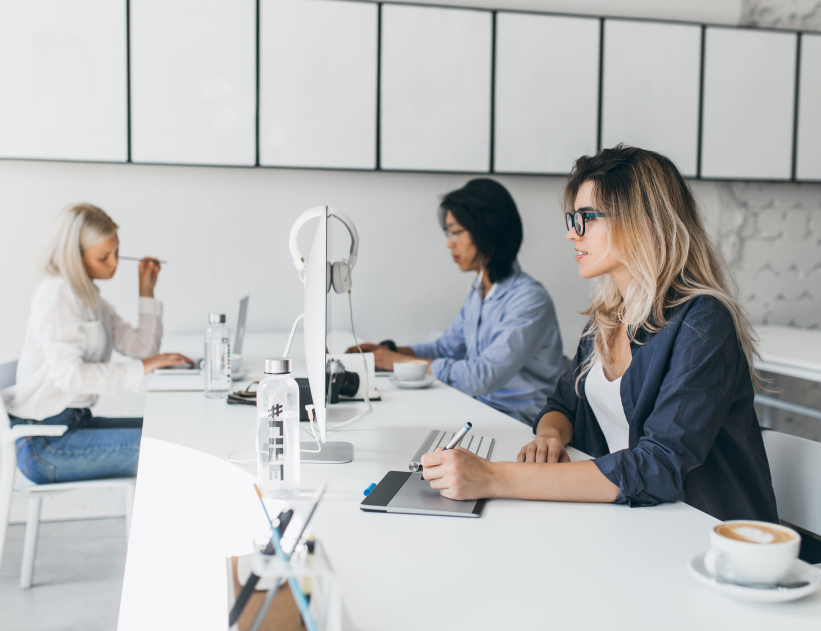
left=755, top=325, right=821, bottom=422
left=118, top=339, right=821, bottom=630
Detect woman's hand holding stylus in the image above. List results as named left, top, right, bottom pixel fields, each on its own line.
left=421, top=447, right=498, bottom=501
left=138, top=257, right=161, bottom=297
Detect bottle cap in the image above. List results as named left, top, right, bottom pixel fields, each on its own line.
left=209, top=313, right=226, bottom=324
left=264, top=358, right=292, bottom=374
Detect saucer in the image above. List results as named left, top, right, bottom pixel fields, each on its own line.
left=688, top=553, right=821, bottom=602
left=389, top=375, right=437, bottom=389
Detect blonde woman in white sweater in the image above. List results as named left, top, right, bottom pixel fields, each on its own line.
left=3, top=204, right=191, bottom=483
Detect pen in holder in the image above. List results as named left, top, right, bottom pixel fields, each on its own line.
left=228, top=538, right=340, bottom=631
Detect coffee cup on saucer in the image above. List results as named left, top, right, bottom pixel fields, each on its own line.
left=392, top=360, right=428, bottom=382
left=704, top=520, right=800, bottom=585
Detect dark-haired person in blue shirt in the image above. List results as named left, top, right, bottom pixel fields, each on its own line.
left=420, top=146, right=777, bottom=524
left=348, top=178, right=564, bottom=425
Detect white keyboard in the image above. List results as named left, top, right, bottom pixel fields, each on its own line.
left=408, top=429, right=495, bottom=471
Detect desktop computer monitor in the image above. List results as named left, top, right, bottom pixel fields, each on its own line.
left=303, top=206, right=329, bottom=442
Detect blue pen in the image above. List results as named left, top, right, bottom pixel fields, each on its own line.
left=444, top=422, right=472, bottom=450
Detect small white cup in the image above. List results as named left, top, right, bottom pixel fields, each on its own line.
left=704, top=520, right=800, bottom=585
left=392, top=360, right=428, bottom=382
left=232, top=354, right=243, bottom=374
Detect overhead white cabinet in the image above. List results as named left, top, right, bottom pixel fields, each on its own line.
left=130, top=0, right=256, bottom=166
left=0, top=0, right=127, bottom=162
left=259, top=0, right=377, bottom=169
left=701, top=27, right=797, bottom=180
left=494, top=13, right=599, bottom=174
left=601, top=19, right=701, bottom=177
left=380, top=4, right=492, bottom=172
left=796, top=34, right=821, bottom=181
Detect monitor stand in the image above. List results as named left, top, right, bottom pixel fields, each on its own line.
left=300, top=442, right=353, bottom=464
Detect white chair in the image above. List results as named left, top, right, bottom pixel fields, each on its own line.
left=762, top=429, right=821, bottom=566
left=0, top=360, right=136, bottom=588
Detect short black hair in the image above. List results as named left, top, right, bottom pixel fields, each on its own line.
left=438, top=178, right=523, bottom=284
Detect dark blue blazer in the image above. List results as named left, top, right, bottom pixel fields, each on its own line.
left=537, top=295, right=777, bottom=523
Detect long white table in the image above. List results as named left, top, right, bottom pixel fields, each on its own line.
left=117, top=339, right=821, bottom=630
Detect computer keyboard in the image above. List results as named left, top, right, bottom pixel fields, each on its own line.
left=408, top=429, right=495, bottom=471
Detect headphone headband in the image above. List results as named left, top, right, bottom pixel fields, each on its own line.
left=289, top=206, right=359, bottom=283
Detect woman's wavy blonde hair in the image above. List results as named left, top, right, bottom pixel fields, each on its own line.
left=39, top=203, right=118, bottom=310
left=564, top=145, right=760, bottom=392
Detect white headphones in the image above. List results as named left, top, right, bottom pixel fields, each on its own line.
left=288, top=206, right=359, bottom=294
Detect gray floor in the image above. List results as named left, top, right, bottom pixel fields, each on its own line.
left=0, top=518, right=127, bottom=631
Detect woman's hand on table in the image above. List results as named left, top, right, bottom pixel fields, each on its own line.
left=345, top=343, right=430, bottom=372
left=517, top=435, right=570, bottom=463
left=143, top=353, right=194, bottom=374
left=344, top=342, right=383, bottom=354
left=421, top=447, right=499, bottom=500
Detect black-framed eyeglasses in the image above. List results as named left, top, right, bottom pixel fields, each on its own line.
left=565, top=210, right=610, bottom=236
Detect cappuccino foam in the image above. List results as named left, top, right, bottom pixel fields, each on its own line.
left=715, top=522, right=794, bottom=544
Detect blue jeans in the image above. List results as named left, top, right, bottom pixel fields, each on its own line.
left=11, top=408, right=142, bottom=484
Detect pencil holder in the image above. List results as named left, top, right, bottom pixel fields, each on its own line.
left=230, top=540, right=341, bottom=631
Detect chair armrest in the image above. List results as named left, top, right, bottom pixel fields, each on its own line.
left=9, top=424, right=69, bottom=439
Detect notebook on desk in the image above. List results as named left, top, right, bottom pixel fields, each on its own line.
left=360, top=429, right=495, bottom=518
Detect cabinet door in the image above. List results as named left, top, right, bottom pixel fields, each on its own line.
left=701, top=27, right=797, bottom=180
left=130, top=0, right=256, bottom=166
left=259, top=0, right=377, bottom=169
left=796, top=34, right=821, bottom=181
left=494, top=13, right=599, bottom=174
left=0, top=0, right=127, bottom=162
left=380, top=4, right=492, bottom=172
left=601, top=19, right=701, bottom=177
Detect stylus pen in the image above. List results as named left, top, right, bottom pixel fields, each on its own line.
left=228, top=508, right=293, bottom=627
left=119, top=255, right=168, bottom=264
left=444, top=422, right=472, bottom=450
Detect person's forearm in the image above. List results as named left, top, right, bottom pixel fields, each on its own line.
left=489, top=460, right=621, bottom=503
left=396, top=346, right=416, bottom=356
left=535, top=411, right=574, bottom=445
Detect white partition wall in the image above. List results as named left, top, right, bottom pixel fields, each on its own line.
left=796, top=34, right=821, bottom=181
left=380, top=5, right=492, bottom=172
left=0, top=0, right=127, bottom=162
left=601, top=19, right=701, bottom=177
left=701, top=27, right=797, bottom=180
left=494, top=13, right=599, bottom=174
left=259, top=0, right=377, bottom=169
left=130, top=0, right=256, bottom=166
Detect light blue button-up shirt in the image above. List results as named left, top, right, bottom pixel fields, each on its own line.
left=410, top=262, right=564, bottom=425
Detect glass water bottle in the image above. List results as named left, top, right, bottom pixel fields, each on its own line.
left=204, top=313, right=231, bottom=399
left=256, top=358, right=300, bottom=498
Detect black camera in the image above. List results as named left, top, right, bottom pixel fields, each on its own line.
left=325, top=359, right=360, bottom=404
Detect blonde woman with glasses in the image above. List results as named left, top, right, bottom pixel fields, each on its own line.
left=2, top=204, right=192, bottom=483
left=420, top=146, right=777, bottom=524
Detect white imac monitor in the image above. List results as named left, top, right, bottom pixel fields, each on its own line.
left=303, top=206, right=329, bottom=441
left=302, top=206, right=354, bottom=463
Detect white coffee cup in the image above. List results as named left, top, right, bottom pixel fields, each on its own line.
left=704, top=520, right=800, bottom=585
left=392, top=360, right=428, bottom=382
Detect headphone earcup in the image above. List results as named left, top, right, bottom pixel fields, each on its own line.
left=332, top=261, right=352, bottom=294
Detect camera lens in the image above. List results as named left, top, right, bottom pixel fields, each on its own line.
left=337, top=371, right=360, bottom=397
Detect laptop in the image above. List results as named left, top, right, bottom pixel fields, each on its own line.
left=156, top=296, right=249, bottom=376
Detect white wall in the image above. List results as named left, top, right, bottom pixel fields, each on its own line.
left=0, top=159, right=597, bottom=363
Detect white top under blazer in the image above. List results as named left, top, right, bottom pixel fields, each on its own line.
left=3, top=276, right=162, bottom=421
left=584, top=360, right=629, bottom=453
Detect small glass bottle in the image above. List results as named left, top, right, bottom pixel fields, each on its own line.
left=256, top=358, right=300, bottom=498
left=204, top=313, right=231, bottom=399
